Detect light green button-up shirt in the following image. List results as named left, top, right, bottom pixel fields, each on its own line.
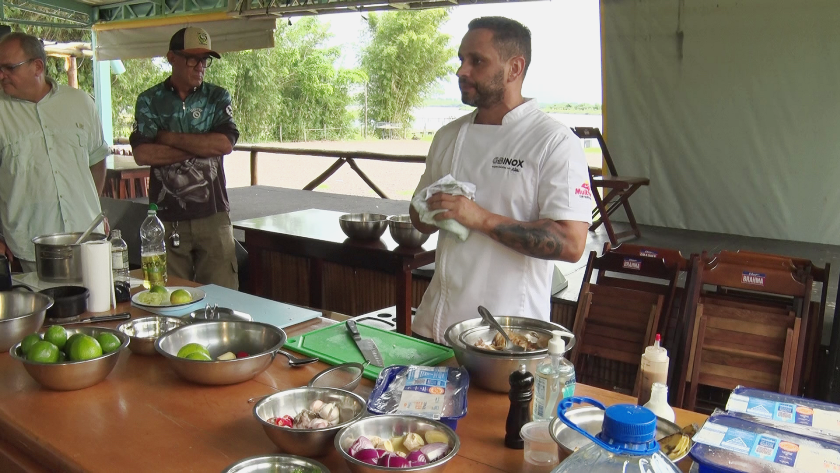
left=0, top=78, right=109, bottom=261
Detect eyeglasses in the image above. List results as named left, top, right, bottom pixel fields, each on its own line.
left=173, top=51, right=212, bottom=68
left=0, top=58, right=35, bottom=75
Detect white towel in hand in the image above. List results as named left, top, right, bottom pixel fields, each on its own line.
left=411, top=174, right=476, bottom=241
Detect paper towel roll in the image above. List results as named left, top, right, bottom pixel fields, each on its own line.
left=81, top=240, right=114, bottom=313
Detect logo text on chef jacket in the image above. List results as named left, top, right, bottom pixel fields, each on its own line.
left=575, top=182, right=592, bottom=199
left=491, top=156, right=524, bottom=172
left=741, top=271, right=766, bottom=286
left=623, top=258, right=642, bottom=270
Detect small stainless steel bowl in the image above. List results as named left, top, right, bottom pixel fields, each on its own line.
left=444, top=316, right=575, bottom=393
left=254, top=386, right=367, bottom=457
left=388, top=215, right=430, bottom=248
left=335, top=414, right=460, bottom=472
left=309, top=362, right=364, bottom=391
left=549, top=407, right=690, bottom=463
left=339, top=213, right=389, bottom=240
left=0, top=291, right=52, bottom=352
left=155, top=321, right=287, bottom=385
left=9, top=326, right=129, bottom=391
left=221, top=454, right=329, bottom=473
left=118, top=316, right=186, bottom=356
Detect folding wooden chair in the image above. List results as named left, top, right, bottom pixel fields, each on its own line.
left=571, top=282, right=664, bottom=396
left=571, top=127, right=650, bottom=245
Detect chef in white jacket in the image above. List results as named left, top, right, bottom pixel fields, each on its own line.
left=409, top=17, right=593, bottom=344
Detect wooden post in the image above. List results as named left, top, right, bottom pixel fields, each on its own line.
left=250, top=150, right=258, bottom=186
left=66, top=57, right=78, bottom=89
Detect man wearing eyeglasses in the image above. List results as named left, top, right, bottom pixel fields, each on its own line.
left=0, top=32, right=109, bottom=272
left=130, top=27, right=240, bottom=289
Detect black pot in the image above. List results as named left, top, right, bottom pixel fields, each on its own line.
left=39, top=286, right=89, bottom=319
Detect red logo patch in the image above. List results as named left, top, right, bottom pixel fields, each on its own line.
left=575, top=182, right=592, bottom=199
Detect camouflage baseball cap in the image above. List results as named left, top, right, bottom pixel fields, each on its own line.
left=169, top=27, right=220, bottom=58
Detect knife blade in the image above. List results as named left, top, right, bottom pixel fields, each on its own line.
left=48, top=312, right=131, bottom=326
left=346, top=320, right=384, bottom=368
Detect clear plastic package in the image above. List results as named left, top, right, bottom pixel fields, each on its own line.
left=690, top=410, right=840, bottom=473
left=367, top=365, right=469, bottom=429
left=725, top=386, right=840, bottom=445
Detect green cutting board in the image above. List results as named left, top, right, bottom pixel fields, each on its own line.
left=284, top=322, right=454, bottom=380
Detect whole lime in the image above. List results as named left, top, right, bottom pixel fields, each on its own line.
left=97, top=333, right=122, bottom=354
left=65, top=333, right=85, bottom=356
left=177, top=343, right=210, bottom=359
left=20, top=333, right=42, bottom=355
left=68, top=335, right=103, bottom=362
left=150, top=285, right=169, bottom=295
left=27, top=341, right=60, bottom=363
left=170, top=289, right=192, bottom=305
left=44, top=325, right=68, bottom=350
left=185, top=351, right=212, bottom=361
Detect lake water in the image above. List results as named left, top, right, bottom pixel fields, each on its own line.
left=411, top=106, right=602, bottom=134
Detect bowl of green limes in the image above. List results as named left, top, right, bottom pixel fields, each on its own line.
left=9, top=325, right=129, bottom=391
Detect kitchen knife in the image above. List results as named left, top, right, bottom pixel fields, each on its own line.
left=346, top=320, right=384, bottom=368
left=49, top=312, right=132, bottom=326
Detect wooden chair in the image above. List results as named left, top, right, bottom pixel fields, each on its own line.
left=571, top=282, right=664, bottom=396
left=676, top=252, right=813, bottom=410
left=571, top=127, right=650, bottom=245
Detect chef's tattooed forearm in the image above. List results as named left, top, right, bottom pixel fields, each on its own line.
left=490, top=220, right=566, bottom=259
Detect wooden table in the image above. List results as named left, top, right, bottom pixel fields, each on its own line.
left=234, top=209, right=437, bottom=335
left=0, top=279, right=706, bottom=473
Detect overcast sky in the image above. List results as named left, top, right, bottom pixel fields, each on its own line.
left=319, top=0, right=602, bottom=104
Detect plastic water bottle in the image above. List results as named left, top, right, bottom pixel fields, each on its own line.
left=140, top=203, right=167, bottom=289
left=552, top=397, right=681, bottom=473
left=643, top=382, right=675, bottom=423
left=533, top=331, right=576, bottom=421
left=109, top=229, right=130, bottom=302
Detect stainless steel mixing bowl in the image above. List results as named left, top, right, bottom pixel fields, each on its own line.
left=335, top=414, right=460, bottom=473
left=155, top=321, right=287, bottom=385
left=388, top=215, right=430, bottom=248
left=118, top=316, right=186, bottom=356
left=254, top=386, right=367, bottom=457
left=9, top=326, right=129, bottom=391
left=221, top=454, right=329, bottom=473
left=444, top=316, right=575, bottom=393
left=0, top=291, right=52, bottom=352
left=339, top=213, right=389, bottom=240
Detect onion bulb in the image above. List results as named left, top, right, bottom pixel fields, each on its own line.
left=348, top=436, right=374, bottom=457
left=419, top=442, right=449, bottom=462
left=353, top=448, right=380, bottom=465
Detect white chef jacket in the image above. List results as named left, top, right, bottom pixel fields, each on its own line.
left=412, top=99, right=593, bottom=343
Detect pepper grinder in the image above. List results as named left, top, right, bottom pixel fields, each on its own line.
left=505, top=363, right=534, bottom=449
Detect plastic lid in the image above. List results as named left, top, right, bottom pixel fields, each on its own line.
left=149, top=203, right=158, bottom=211
left=601, top=404, right=657, bottom=445
left=644, top=343, right=668, bottom=361
left=548, top=331, right=566, bottom=354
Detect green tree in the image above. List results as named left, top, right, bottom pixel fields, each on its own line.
left=359, top=9, right=455, bottom=136
left=110, top=58, right=169, bottom=138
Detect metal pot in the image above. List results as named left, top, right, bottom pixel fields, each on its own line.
left=31, top=232, right=106, bottom=282
left=0, top=291, right=53, bottom=352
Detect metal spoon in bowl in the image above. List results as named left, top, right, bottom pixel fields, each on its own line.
left=477, top=305, right=524, bottom=352
left=74, top=212, right=105, bottom=245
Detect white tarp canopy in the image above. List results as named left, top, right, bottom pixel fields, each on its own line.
left=602, top=0, right=840, bottom=245
left=94, top=18, right=276, bottom=61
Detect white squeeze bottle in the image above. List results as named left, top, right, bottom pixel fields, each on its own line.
left=638, top=333, right=669, bottom=406
left=533, top=331, right=576, bottom=421
left=643, top=382, right=675, bottom=423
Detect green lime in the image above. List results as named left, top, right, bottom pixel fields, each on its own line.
left=20, top=333, right=42, bottom=355
left=177, top=343, right=210, bottom=359
left=44, top=325, right=68, bottom=350
left=26, top=341, right=60, bottom=363
left=65, top=333, right=85, bottom=355
left=170, top=289, right=192, bottom=305
left=150, top=285, right=169, bottom=295
left=97, top=333, right=122, bottom=354
left=136, top=292, right=164, bottom=306
left=68, top=335, right=103, bottom=361
left=185, top=351, right=212, bottom=361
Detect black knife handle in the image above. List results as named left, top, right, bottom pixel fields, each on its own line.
left=346, top=320, right=362, bottom=340
left=88, top=312, right=131, bottom=323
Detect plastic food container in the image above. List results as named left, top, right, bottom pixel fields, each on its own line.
left=521, top=420, right=559, bottom=466
left=367, top=365, right=469, bottom=430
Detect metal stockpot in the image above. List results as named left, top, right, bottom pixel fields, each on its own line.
left=31, top=232, right=106, bottom=282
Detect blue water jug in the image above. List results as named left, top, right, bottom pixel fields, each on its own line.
left=552, top=396, right=681, bottom=473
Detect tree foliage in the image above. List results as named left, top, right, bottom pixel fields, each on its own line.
left=110, top=58, right=169, bottom=138
left=359, top=9, right=455, bottom=135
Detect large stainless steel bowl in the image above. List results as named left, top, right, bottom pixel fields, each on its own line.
left=549, top=407, right=690, bottom=463
left=31, top=232, right=107, bottom=282
left=339, top=213, right=388, bottom=240
left=388, top=215, right=430, bottom=248
left=222, top=454, right=329, bottom=473
left=444, top=316, right=575, bottom=393
left=9, top=326, right=129, bottom=391
left=0, top=291, right=52, bottom=352
left=254, top=387, right=367, bottom=457
left=335, top=414, right=460, bottom=473
left=155, top=321, right=287, bottom=385
left=118, top=316, right=186, bottom=356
